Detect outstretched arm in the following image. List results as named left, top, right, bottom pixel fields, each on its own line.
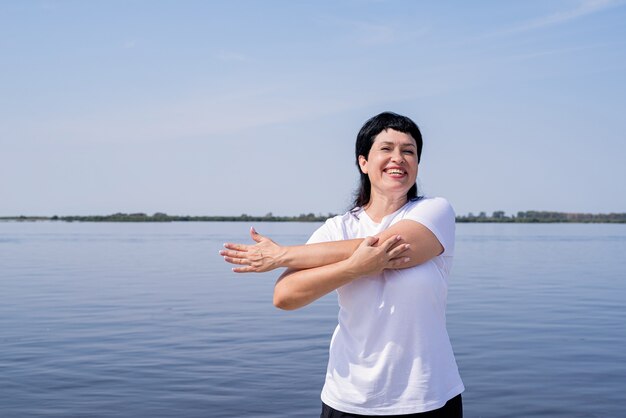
left=220, top=227, right=364, bottom=272
left=220, top=220, right=442, bottom=273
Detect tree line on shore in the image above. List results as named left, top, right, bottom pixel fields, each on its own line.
left=2, top=210, right=625, bottom=223
left=456, top=211, right=626, bottom=223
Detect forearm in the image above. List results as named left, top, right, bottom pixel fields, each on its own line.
left=279, top=239, right=363, bottom=270
left=277, top=227, right=421, bottom=271
left=273, top=260, right=360, bottom=310
left=273, top=235, right=412, bottom=310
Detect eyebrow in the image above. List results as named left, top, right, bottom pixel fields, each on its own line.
left=379, top=141, right=416, bottom=147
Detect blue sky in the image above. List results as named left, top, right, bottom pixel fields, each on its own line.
left=1, top=0, right=625, bottom=217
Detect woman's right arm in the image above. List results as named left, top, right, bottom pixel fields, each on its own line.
left=273, top=235, right=410, bottom=310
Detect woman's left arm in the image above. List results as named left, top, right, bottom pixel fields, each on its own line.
left=374, top=220, right=443, bottom=268
left=220, top=227, right=366, bottom=273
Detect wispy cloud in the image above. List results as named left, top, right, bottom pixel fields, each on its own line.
left=6, top=78, right=440, bottom=146
left=504, top=41, right=615, bottom=62
left=441, top=0, right=625, bottom=51
left=505, top=0, right=624, bottom=34
left=315, top=15, right=429, bottom=47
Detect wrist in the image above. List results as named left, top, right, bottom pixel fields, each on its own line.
left=341, top=257, right=362, bottom=281
left=276, top=245, right=291, bottom=268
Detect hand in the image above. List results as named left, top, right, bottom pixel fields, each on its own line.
left=346, top=235, right=410, bottom=277
left=220, top=227, right=285, bottom=273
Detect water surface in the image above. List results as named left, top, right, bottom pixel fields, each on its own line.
left=1, top=222, right=624, bottom=417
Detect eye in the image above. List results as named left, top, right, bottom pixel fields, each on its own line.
left=403, top=150, right=414, bottom=154
left=380, top=146, right=391, bottom=151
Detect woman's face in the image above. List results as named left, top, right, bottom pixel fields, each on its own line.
left=358, top=129, right=418, bottom=201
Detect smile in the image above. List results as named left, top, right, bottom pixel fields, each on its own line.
left=384, top=167, right=406, bottom=176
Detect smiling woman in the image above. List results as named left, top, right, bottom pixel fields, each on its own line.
left=220, top=112, right=464, bottom=417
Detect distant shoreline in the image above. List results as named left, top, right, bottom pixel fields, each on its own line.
left=1, top=211, right=625, bottom=223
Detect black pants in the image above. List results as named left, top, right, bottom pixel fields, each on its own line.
left=320, top=394, right=462, bottom=418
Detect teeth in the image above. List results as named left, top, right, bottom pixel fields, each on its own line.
left=387, top=169, right=404, bottom=175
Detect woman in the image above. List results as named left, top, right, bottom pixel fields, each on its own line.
left=220, top=112, right=464, bottom=417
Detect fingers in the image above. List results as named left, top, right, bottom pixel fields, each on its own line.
left=219, top=249, right=248, bottom=258
left=223, top=242, right=249, bottom=252
left=222, top=229, right=268, bottom=273
left=381, top=235, right=402, bottom=251
left=222, top=255, right=250, bottom=266
left=250, top=226, right=264, bottom=243
left=362, top=236, right=380, bottom=246
left=232, top=265, right=257, bottom=273
left=388, top=243, right=410, bottom=259
left=387, top=256, right=411, bottom=269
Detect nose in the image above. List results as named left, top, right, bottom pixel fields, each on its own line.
left=391, top=149, right=405, bottom=164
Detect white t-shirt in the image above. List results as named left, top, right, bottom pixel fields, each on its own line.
left=307, top=196, right=464, bottom=415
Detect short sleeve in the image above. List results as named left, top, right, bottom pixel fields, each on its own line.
left=306, top=216, right=343, bottom=245
left=403, top=197, right=456, bottom=256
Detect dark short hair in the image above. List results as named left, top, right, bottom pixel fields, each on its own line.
left=352, top=112, right=423, bottom=209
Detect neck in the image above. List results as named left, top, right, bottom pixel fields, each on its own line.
left=363, top=191, right=408, bottom=223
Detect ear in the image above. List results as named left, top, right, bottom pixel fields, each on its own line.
left=358, top=155, right=368, bottom=174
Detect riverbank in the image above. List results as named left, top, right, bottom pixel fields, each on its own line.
left=2, top=210, right=625, bottom=223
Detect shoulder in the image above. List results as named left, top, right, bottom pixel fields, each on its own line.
left=306, top=210, right=355, bottom=244
left=327, top=209, right=359, bottom=230
left=405, top=196, right=456, bottom=219
left=401, top=196, right=456, bottom=255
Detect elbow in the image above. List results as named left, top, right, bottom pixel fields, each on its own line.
left=273, top=296, right=291, bottom=310
left=273, top=270, right=309, bottom=310
left=273, top=287, right=301, bottom=311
